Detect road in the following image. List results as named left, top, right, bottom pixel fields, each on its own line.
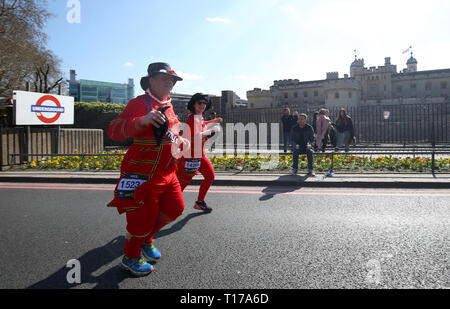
left=0, top=182, right=449, bottom=289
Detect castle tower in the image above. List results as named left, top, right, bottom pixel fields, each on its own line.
left=407, top=52, right=418, bottom=72
left=350, top=57, right=364, bottom=77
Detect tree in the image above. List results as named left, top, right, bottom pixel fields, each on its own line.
left=30, top=49, right=64, bottom=94
left=0, top=0, right=64, bottom=97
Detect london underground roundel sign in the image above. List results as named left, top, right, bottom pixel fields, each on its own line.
left=34, top=95, right=64, bottom=124
left=13, top=91, right=74, bottom=126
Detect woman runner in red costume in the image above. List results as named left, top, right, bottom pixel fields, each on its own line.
left=107, top=62, right=189, bottom=276
left=176, top=93, right=222, bottom=213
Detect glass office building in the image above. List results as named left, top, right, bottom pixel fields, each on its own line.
left=68, top=70, right=134, bottom=104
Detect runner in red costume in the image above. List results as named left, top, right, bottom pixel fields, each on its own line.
left=107, top=62, right=190, bottom=276
left=176, top=93, right=222, bottom=213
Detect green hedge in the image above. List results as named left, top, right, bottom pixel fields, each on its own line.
left=72, top=102, right=131, bottom=147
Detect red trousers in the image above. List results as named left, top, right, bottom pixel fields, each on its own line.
left=177, top=155, right=215, bottom=202
left=124, top=171, right=184, bottom=259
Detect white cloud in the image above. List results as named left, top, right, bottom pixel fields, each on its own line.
left=123, top=61, right=134, bottom=67
left=177, top=71, right=204, bottom=81
left=206, top=17, right=233, bottom=24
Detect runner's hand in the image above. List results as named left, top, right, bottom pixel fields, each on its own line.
left=140, top=110, right=166, bottom=128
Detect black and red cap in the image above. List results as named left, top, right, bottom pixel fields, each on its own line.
left=140, top=62, right=183, bottom=91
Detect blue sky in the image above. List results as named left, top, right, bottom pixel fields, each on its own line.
left=45, top=0, right=450, bottom=99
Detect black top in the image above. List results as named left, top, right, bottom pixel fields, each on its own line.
left=291, top=123, right=315, bottom=147
left=335, top=117, right=354, bottom=133
left=281, top=115, right=296, bottom=132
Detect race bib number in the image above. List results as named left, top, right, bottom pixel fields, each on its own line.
left=116, top=174, right=148, bottom=200
left=184, top=159, right=201, bottom=173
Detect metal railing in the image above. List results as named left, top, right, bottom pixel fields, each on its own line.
left=9, top=146, right=450, bottom=177
left=312, top=150, right=450, bottom=178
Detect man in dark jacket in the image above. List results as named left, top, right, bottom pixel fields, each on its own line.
left=291, top=113, right=315, bottom=176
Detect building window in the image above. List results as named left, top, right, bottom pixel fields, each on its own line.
left=334, top=92, right=339, bottom=99
left=411, top=83, right=416, bottom=89
left=397, top=86, right=402, bottom=93
left=284, top=93, right=288, bottom=99
left=303, top=91, right=308, bottom=98
left=441, top=81, right=448, bottom=89
left=369, top=84, right=377, bottom=95
left=425, top=82, right=432, bottom=91
left=314, top=91, right=318, bottom=97
left=294, top=92, right=298, bottom=98
left=348, top=92, right=352, bottom=98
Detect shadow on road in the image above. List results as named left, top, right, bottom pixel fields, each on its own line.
left=27, top=236, right=131, bottom=289
left=27, top=212, right=207, bottom=289
left=155, top=212, right=208, bottom=239
left=259, top=175, right=309, bottom=201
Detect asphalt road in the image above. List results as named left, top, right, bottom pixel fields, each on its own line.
left=0, top=182, right=449, bottom=289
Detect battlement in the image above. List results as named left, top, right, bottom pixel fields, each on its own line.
left=273, top=79, right=300, bottom=87
left=247, top=88, right=272, bottom=96
left=326, top=72, right=339, bottom=80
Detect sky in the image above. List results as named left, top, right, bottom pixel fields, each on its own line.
left=45, top=0, right=450, bottom=100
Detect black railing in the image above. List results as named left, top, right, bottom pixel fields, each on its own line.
left=9, top=146, right=450, bottom=176
left=217, top=102, right=450, bottom=144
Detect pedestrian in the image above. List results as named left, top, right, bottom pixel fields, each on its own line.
left=291, top=113, right=315, bottom=176
left=312, top=111, right=319, bottom=151
left=176, top=93, right=222, bottom=213
left=107, top=62, right=190, bottom=276
left=209, top=111, right=217, bottom=121
left=335, top=108, right=354, bottom=152
left=292, top=111, right=299, bottom=123
left=312, top=111, right=319, bottom=134
left=281, top=108, right=294, bottom=153
left=315, top=108, right=331, bottom=152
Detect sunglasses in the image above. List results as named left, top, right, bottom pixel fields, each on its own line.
left=196, top=101, right=208, bottom=105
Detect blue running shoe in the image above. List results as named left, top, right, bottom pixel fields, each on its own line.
left=120, top=256, right=154, bottom=276
left=142, top=243, right=161, bottom=261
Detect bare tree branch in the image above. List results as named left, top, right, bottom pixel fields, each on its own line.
left=0, top=0, right=61, bottom=97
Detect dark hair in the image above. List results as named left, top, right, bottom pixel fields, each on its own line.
left=336, top=108, right=350, bottom=125
left=187, top=93, right=212, bottom=113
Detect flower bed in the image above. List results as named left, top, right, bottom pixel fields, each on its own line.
left=23, top=150, right=126, bottom=171
left=21, top=152, right=450, bottom=173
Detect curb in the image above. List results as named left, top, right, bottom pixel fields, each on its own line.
left=0, top=175, right=449, bottom=189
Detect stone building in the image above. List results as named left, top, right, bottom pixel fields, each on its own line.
left=247, top=53, right=450, bottom=110
left=171, top=90, right=247, bottom=119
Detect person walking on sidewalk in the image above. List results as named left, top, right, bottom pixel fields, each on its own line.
left=291, top=113, right=315, bottom=177
left=107, top=62, right=189, bottom=276
left=335, top=108, right=354, bottom=152
left=281, top=108, right=295, bottom=153
left=176, top=93, right=222, bottom=213
left=315, top=108, right=331, bottom=152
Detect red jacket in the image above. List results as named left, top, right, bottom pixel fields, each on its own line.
left=107, top=93, right=181, bottom=213
left=183, top=113, right=208, bottom=159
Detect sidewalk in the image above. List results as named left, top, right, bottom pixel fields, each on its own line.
left=0, top=170, right=449, bottom=188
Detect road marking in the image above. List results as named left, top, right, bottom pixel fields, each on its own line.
left=0, top=184, right=449, bottom=197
